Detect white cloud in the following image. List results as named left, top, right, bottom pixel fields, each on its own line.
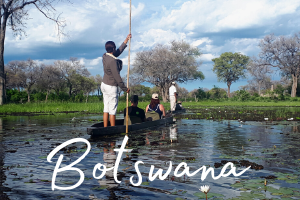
left=191, top=38, right=212, bottom=47
left=138, top=29, right=186, bottom=48
left=144, top=0, right=300, bottom=33
left=201, top=53, right=216, bottom=62
left=90, top=57, right=102, bottom=66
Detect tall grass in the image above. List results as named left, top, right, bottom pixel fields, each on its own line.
left=0, top=101, right=170, bottom=114
left=1, top=100, right=300, bottom=114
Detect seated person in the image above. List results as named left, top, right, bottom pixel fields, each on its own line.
left=175, top=101, right=183, bottom=110
left=145, top=93, right=166, bottom=121
left=124, top=95, right=146, bottom=125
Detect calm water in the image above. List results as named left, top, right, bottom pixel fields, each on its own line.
left=0, top=112, right=300, bottom=200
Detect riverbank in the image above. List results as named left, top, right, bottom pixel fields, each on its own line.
left=1, top=100, right=300, bottom=114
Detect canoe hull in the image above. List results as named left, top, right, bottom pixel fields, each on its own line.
left=87, top=117, right=174, bottom=137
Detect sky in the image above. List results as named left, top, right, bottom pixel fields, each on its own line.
left=5, top=0, right=300, bottom=92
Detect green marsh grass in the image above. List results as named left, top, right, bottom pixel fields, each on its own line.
left=1, top=100, right=300, bottom=114
left=0, top=101, right=170, bottom=114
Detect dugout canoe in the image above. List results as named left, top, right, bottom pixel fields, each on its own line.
left=172, top=108, right=186, bottom=114
left=87, top=116, right=174, bottom=137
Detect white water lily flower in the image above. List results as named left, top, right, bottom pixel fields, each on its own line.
left=200, top=185, right=210, bottom=194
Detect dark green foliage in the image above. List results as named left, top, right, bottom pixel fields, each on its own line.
left=6, top=89, right=27, bottom=103
left=195, top=88, right=206, bottom=99
left=212, top=52, right=249, bottom=98
left=32, top=92, right=46, bottom=101
left=207, top=85, right=227, bottom=99
left=233, top=90, right=251, bottom=101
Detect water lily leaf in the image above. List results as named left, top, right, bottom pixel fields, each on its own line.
left=141, top=182, right=150, bottom=186
left=239, top=192, right=265, bottom=199
left=62, top=181, right=74, bottom=185
left=286, top=179, right=298, bottom=183
left=91, top=185, right=108, bottom=190
left=271, top=192, right=284, bottom=196
left=277, top=187, right=294, bottom=195
left=193, top=192, right=224, bottom=198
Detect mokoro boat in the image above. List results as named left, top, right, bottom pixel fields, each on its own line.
left=172, top=108, right=186, bottom=114
left=87, top=116, right=174, bottom=137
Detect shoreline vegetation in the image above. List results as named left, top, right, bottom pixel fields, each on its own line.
left=1, top=100, right=300, bottom=115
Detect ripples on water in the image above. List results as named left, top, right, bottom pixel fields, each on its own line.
left=0, top=113, right=300, bottom=199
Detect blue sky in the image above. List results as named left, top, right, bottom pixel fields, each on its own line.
left=5, top=0, right=300, bottom=91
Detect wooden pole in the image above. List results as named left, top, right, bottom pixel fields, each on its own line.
left=126, top=0, right=131, bottom=133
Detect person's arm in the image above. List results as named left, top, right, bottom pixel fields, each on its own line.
left=113, top=34, right=131, bottom=57
left=145, top=105, right=149, bottom=113
left=109, top=59, right=129, bottom=92
left=174, top=92, right=177, bottom=102
left=160, top=104, right=166, bottom=117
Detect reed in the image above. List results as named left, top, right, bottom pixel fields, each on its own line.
left=0, top=101, right=170, bottom=114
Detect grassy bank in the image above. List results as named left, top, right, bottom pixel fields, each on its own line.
left=0, top=100, right=300, bottom=114
left=184, top=100, right=300, bottom=107
left=0, top=101, right=170, bottom=114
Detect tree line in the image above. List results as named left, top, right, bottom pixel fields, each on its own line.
left=5, top=58, right=102, bottom=103
left=4, top=33, right=300, bottom=104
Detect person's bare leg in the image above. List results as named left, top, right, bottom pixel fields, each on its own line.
left=110, top=115, right=116, bottom=126
left=103, top=112, right=109, bottom=127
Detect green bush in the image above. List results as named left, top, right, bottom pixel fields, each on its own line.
left=75, top=91, right=84, bottom=102
left=290, top=97, right=298, bottom=102
left=234, top=90, right=251, bottom=101
left=32, top=92, right=46, bottom=101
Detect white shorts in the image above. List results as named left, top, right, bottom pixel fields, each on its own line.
left=170, top=96, right=176, bottom=111
left=101, top=82, right=118, bottom=115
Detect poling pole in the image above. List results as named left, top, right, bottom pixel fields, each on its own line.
left=125, top=0, right=131, bottom=134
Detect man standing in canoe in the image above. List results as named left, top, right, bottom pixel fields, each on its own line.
left=101, top=34, right=131, bottom=127
left=169, top=82, right=177, bottom=112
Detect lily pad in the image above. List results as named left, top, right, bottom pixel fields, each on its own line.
left=141, top=182, right=150, bottom=186
left=193, top=192, right=224, bottom=199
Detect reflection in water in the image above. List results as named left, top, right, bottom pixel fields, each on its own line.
left=98, top=142, right=118, bottom=189
left=0, top=118, right=10, bottom=200
left=1, top=115, right=300, bottom=199
left=214, top=121, right=248, bottom=156
left=169, top=124, right=178, bottom=143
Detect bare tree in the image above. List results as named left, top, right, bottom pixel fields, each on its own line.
left=5, top=60, right=26, bottom=91
left=94, top=74, right=103, bottom=96
left=54, top=57, right=90, bottom=97
left=188, top=89, right=199, bottom=102
left=176, top=86, right=189, bottom=101
left=36, top=64, right=62, bottom=102
left=82, top=77, right=96, bottom=103
left=247, top=57, right=273, bottom=95
left=20, top=59, right=42, bottom=102
left=0, top=0, right=71, bottom=104
left=258, top=33, right=300, bottom=97
left=132, top=40, right=204, bottom=102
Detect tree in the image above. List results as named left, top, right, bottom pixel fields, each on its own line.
left=195, top=87, right=206, bottom=100
left=258, top=33, right=300, bottom=97
left=93, top=74, right=103, bottom=96
left=132, top=40, right=205, bottom=102
left=130, top=84, right=150, bottom=97
left=247, top=57, right=273, bottom=95
left=0, top=0, right=70, bottom=105
left=176, top=86, right=189, bottom=101
left=36, top=64, right=62, bottom=102
left=54, top=57, right=90, bottom=97
left=5, top=60, right=26, bottom=91
left=20, top=59, right=42, bottom=102
left=212, top=52, right=249, bottom=98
